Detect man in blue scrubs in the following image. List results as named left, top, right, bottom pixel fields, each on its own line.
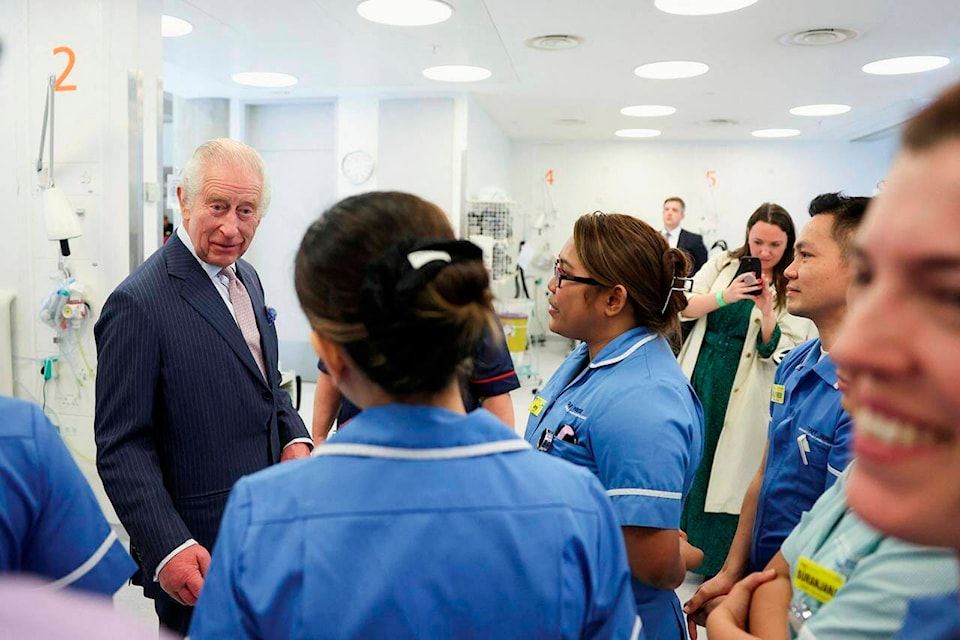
left=684, top=193, right=870, bottom=631
left=0, top=396, right=136, bottom=594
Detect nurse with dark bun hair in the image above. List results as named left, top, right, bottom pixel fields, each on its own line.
left=191, top=191, right=641, bottom=639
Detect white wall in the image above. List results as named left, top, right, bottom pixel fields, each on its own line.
left=464, top=97, right=512, bottom=201
left=0, top=0, right=162, bottom=518
left=243, top=102, right=337, bottom=379
left=378, top=98, right=455, bottom=216
left=511, top=136, right=899, bottom=319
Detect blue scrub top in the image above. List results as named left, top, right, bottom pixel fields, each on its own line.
left=751, top=338, right=853, bottom=572
left=524, top=327, right=704, bottom=640
left=0, top=397, right=136, bottom=594
left=192, top=405, right=641, bottom=639
left=895, top=593, right=960, bottom=639
left=319, top=324, right=520, bottom=425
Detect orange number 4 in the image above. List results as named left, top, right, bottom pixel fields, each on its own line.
left=53, top=46, right=77, bottom=91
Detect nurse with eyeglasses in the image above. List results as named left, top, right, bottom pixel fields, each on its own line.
left=527, top=212, right=705, bottom=640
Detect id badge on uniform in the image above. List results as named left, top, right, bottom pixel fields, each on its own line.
left=771, top=383, right=786, bottom=404
left=529, top=396, right=547, bottom=417
left=793, top=556, right=845, bottom=603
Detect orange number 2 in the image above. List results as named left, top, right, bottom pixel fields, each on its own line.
left=53, top=46, right=77, bottom=91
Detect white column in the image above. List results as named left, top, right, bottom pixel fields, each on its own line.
left=335, top=97, right=379, bottom=197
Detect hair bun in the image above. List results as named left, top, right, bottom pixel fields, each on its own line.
left=358, top=238, right=483, bottom=339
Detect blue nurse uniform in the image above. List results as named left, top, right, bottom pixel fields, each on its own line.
left=751, top=338, right=853, bottom=572
left=192, top=405, right=642, bottom=639
left=0, top=396, right=136, bottom=594
left=895, top=593, right=960, bottom=639
left=525, top=327, right=704, bottom=640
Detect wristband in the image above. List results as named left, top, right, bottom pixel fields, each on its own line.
left=716, top=289, right=728, bottom=308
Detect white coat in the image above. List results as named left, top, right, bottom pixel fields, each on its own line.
left=678, top=252, right=816, bottom=514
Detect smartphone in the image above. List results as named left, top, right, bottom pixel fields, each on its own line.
left=731, top=256, right=763, bottom=295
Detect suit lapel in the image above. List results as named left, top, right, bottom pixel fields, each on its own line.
left=164, top=236, right=268, bottom=387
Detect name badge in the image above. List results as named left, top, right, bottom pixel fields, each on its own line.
left=771, top=383, right=786, bottom=404
left=793, top=556, right=846, bottom=604
left=529, top=396, right=547, bottom=417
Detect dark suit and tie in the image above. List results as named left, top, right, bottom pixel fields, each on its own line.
left=662, top=197, right=708, bottom=276
left=94, top=140, right=311, bottom=635
left=676, top=228, right=708, bottom=275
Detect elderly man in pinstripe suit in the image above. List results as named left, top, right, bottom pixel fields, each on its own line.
left=94, top=139, right=312, bottom=636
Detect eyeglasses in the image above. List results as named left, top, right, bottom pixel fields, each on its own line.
left=553, top=260, right=602, bottom=288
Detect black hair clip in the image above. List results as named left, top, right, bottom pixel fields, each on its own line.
left=357, top=238, right=483, bottom=337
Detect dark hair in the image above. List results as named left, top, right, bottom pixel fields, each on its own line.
left=903, top=81, right=960, bottom=152
left=294, top=191, right=495, bottom=396
left=807, top=192, right=871, bottom=262
left=664, top=197, right=686, bottom=211
left=729, top=203, right=796, bottom=310
left=573, top=212, right=691, bottom=344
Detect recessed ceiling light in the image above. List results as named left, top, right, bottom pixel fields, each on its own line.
left=161, top=15, right=193, bottom=38
left=232, top=72, right=299, bottom=88
left=634, top=61, right=709, bottom=80
left=789, top=104, right=851, bottom=117
left=654, top=0, right=758, bottom=16
left=862, top=55, right=950, bottom=75
left=620, top=105, right=677, bottom=117
left=615, top=129, right=662, bottom=138
left=357, top=0, right=453, bottom=26
left=422, top=65, right=491, bottom=82
left=752, top=128, right=801, bottom=138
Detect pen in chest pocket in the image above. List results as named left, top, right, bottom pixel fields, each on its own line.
left=797, top=433, right=811, bottom=465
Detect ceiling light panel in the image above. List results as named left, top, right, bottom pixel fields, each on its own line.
left=621, top=105, right=677, bottom=117
left=634, top=61, right=709, bottom=79
left=615, top=129, right=662, bottom=138
left=789, top=104, right=851, bottom=116
left=752, top=128, right=801, bottom=138
left=422, top=65, right=492, bottom=82
left=862, top=55, right=950, bottom=75
left=161, top=15, right=193, bottom=38
left=232, top=72, right=299, bottom=88
left=357, top=0, right=453, bottom=26
left=654, top=0, right=758, bottom=16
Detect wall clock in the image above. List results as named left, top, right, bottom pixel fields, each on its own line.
left=340, top=150, right=375, bottom=185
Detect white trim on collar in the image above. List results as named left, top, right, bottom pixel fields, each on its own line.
left=315, top=439, right=530, bottom=461
left=607, top=487, right=682, bottom=500
left=590, top=334, right=657, bottom=369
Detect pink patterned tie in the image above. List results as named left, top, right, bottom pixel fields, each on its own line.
left=220, top=267, right=267, bottom=380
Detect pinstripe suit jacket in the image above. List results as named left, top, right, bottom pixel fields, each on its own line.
left=94, top=235, right=309, bottom=598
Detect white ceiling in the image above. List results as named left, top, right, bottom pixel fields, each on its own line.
left=162, top=0, right=960, bottom=142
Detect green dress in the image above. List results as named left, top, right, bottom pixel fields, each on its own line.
left=680, top=299, right=781, bottom=577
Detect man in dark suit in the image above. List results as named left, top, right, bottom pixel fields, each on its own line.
left=662, top=196, right=708, bottom=275
left=94, top=139, right=312, bottom=636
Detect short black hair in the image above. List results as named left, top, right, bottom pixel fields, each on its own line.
left=807, top=192, right=871, bottom=261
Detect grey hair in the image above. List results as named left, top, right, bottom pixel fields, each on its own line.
left=179, top=138, right=272, bottom=215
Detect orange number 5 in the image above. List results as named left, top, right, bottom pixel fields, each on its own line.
left=53, top=46, right=77, bottom=91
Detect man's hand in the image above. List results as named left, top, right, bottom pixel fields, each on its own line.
left=684, top=569, right=740, bottom=640
left=158, top=545, right=211, bottom=606
left=281, top=442, right=311, bottom=462
left=706, top=570, right=777, bottom=639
